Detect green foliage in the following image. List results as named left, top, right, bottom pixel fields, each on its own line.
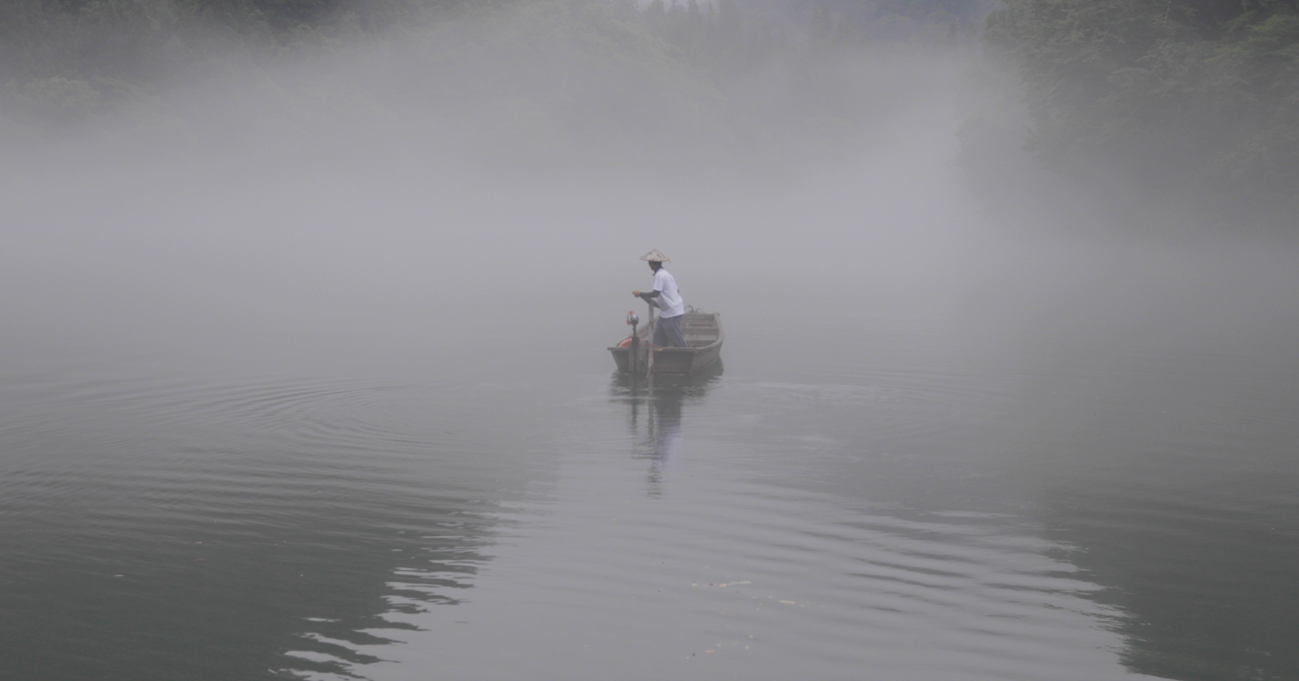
left=0, top=0, right=984, bottom=185
left=983, top=0, right=1299, bottom=226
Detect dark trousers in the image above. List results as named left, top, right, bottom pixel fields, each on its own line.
left=653, top=315, right=688, bottom=348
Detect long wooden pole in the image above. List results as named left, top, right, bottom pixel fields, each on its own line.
left=646, top=300, right=657, bottom=377
left=629, top=317, right=638, bottom=378
left=647, top=300, right=657, bottom=343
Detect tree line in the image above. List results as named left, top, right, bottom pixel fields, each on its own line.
left=979, top=0, right=1299, bottom=227
left=6, top=0, right=1289, bottom=230
left=0, top=0, right=979, bottom=86
left=0, top=0, right=979, bottom=172
left=0, top=0, right=475, bottom=85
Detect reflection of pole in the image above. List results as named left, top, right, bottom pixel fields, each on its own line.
left=648, top=377, right=655, bottom=436
left=630, top=379, right=639, bottom=428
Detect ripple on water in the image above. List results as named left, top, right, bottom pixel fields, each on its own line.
left=0, top=370, right=529, bottom=681
left=716, top=366, right=1023, bottom=445
left=289, top=397, right=1141, bottom=681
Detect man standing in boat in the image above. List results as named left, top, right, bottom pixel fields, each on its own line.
left=632, top=249, right=688, bottom=348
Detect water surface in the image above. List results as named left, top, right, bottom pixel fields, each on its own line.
left=4, top=245, right=1297, bottom=680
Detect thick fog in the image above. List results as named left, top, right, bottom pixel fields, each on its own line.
left=6, top=7, right=1299, bottom=679
left=3, top=0, right=1297, bottom=382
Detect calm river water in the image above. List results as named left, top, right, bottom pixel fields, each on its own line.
left=3, top=239, right=1297, bottom=681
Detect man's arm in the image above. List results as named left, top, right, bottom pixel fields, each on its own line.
left=632, top=289, right=662, bottom=300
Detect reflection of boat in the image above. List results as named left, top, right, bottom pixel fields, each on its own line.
left=610, top=358, right=722, bottom=495
left=608, top=311, right=723, bottom=376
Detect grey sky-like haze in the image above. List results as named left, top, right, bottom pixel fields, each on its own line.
left=2, top=0, right=1295, bottom=381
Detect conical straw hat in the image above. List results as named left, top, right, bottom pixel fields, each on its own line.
left=639, top=249, right=670, bottom=262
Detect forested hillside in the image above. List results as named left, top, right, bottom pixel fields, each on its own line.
left=0, top=0, right=981, bottom=182
left=3, top=0, right=1294, bottom=230
left=0, top=0, right=477, bottom=86
left=979, top=0, right=1299, bottom=227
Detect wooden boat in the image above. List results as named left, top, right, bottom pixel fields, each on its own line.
left=609, top=310, right=723, bottom=376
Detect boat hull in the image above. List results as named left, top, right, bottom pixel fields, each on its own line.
left=608, top=312, right=723, bottom=376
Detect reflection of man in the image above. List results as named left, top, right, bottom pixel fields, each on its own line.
left=647, top=386, right=683, bottom=487
left=631, top=249, right=687, bottom=348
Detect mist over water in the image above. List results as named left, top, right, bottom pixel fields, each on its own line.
left=3, top=23, right=973, bottom=377
left=3, top=2, right=1298, bottom=680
